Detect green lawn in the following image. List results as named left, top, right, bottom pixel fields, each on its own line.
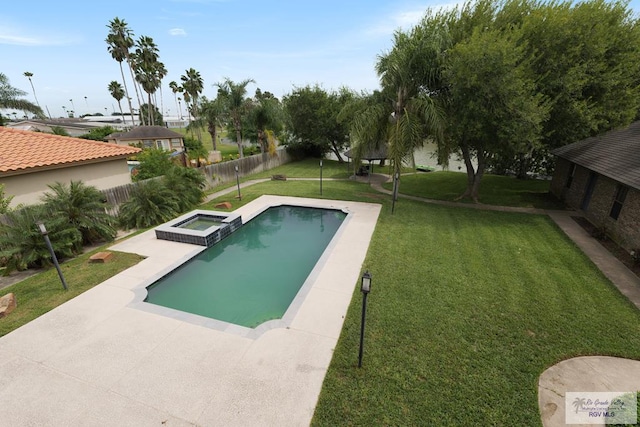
left=0, top=248, right=143, bottom=337
left=2, top=161, right=639, bottom=426
left=205, top=177, right=640, bottom=426
left=385, top=171, right=565, bottom=209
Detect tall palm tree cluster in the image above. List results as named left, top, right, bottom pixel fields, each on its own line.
left=105, top=17, right=282, bottom=160
left=106, top=18, right=169, bottom=126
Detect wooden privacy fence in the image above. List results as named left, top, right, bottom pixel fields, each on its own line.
left=101, top=148, right=292, bottom=215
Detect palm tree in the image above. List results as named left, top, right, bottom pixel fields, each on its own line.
left=349, top=31, right=442, bottom=209
left=246, top=90, right=282, bottom=154
left=180, top=68, right=203, bottom=123
left=106, top=17, right=141, bottom=123
left=0, top=73, right=44, bottom=118
left=199, top=96, right=225, bottom=151
left=216, top=77, right=255, bottom=158
left=181, top=68, right=204, bottom=141
left=169, top=81, right=182, bottom=119
left=23, top=72, right=41, bottom=111
left=132, top=36, right=164, bottom=126
left=41, top=181, right=117, bottom=251
left=108, top=81, right=127, bottom=125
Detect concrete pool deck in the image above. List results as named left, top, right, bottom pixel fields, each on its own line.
left=0, top=195, right=381, bottom=426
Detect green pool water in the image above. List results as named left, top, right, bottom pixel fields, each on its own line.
left=179, top=217, right=222, bottom=231
left=145, top=205, right=347, bottom=328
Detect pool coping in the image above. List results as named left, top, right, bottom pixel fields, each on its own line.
left=0, top=195, right=382, bottom=426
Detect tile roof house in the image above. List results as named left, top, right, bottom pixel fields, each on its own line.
left=550, top=121, right=640, bottom=252
left=0, top=127, right=140, bottom=208
left=106, top=126, right=185, bottom=151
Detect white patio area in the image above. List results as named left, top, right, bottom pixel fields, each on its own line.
left=0, top=195, right=381, bottom=426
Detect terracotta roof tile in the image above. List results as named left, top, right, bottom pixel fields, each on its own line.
left=0, top=127, right=141, bottom=174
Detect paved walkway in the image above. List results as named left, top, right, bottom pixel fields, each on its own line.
left=367, top=172, right=640, bottom=427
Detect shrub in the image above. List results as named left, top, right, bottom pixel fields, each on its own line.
left=118, top=180, right=180, bottom=229
left=41, top=181, right=117, bottom=251
left=133, top=148, right=175, bottom=181
left=163, top=166, right=207, bottom=212
left=0, top=204, right=81, bottom=274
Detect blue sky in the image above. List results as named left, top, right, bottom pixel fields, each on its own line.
left=2, top=0, right=639, bottom=119
left=2, top=0, right=445, bottom=119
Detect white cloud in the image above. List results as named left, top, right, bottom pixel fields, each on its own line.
left=169, top=28, right=187, bottom=36
left=363, top=1, right=462, bottom=39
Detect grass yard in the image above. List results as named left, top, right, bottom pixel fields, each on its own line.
left=386, top=171, right=565, bottom=209
left=203, top=177, right=640, bottom=425
left=0, top=248, right=144, bottom=337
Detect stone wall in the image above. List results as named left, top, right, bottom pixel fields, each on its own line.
left=551, top=157, right=640, bottom=252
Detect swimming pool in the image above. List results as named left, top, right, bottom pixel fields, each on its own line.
left=144, top=205, right=348, bottom=328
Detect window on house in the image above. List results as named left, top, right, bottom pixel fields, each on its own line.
left=156, top=140, right=170, bottom=150
left=566, top=163, right=576, bottom=188
left=143, top=139, right=154, bottom=148
left=609, top=184, right=629, bottom=220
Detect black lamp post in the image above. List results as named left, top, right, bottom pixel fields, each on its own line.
left=37, top=222, right=68, bottom=291
left=235, top=165, right=242, bottom=201
left=320, top=159, right=323, bottom=195
left=358, top=270, right=371, bottom=368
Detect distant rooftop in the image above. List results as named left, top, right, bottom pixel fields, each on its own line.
left=107, top=125, right=184, bottom=140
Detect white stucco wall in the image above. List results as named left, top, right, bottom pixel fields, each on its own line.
left=3, top=159, right=133, bottom=208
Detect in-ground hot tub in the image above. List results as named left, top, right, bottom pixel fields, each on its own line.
left=154, top=210, right=242, bottom=247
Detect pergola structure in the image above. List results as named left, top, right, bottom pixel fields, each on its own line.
left=344, top=146, right=388, bottom=178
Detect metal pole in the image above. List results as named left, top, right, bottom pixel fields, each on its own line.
left=235, top=165, right=242, bottom=201
left=320, top=160, right=323, bottom=195
left=392, top=171, right=399, bottom=214
left=43, top=233, right=68, bottom=291
left=358, top=291, right=368, bottom=368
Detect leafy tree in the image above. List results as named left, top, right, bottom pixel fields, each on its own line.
left=282, top=85, right=355, bottom=160
left=132, top=148, right=174, bottom=181
left=216, top=77, right=255, bottom=158
left=41, top=181, right=117, bottom=251
left=80, top=126, right=117, bottom=141
left=50, top=126, right=70, bottom=136
left=393, top=0, right=640, bottom=200
left=0, top=184, right=13, bottom=214
left=0, top=204, right=81, bottom=274
left=0, top=73, right=44, bottom=118
left=244, top=89, right=283, bottom=154
left=183, top=136, right=209, bottom=166
left=138, top=103, right=163, bottom=127
left=118, top=180, right=180, bottom=229
left=443, top=26, right=548, bottom=200
left=162, top=166, right=206, bottom=212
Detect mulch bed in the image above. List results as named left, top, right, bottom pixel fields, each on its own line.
left=572, top=216, right=640, bottom=278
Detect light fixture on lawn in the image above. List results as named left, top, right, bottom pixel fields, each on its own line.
left=36, top=221, right=68, bottom=291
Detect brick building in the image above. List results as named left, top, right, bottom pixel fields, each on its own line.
left=550, top=121, right=640, bottom=253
